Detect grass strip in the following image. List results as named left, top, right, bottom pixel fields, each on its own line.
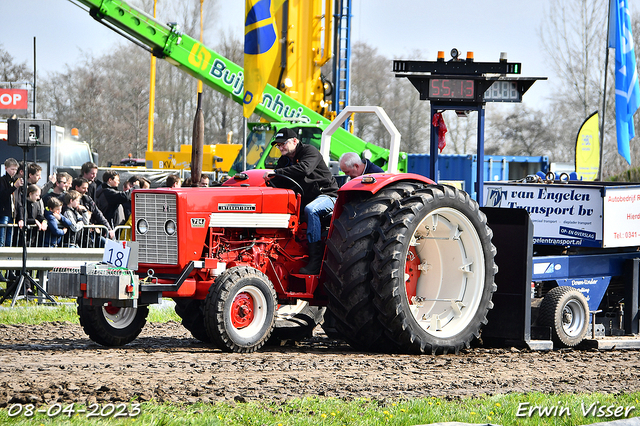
left=0, top=393, right=638, bottom=425
left=0, top=299, right=180, bottom=324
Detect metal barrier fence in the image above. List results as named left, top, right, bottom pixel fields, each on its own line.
left=0, top=223, right=126, bottom=249
left=0, top=223, right=133, bottom=301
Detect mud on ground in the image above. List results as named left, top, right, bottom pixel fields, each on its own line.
left=1, top=321, right=640, bottom=406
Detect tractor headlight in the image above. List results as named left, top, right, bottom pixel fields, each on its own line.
left=136, top=218, right=148, bottom=235
left=165, top=219, right=176, bottom=236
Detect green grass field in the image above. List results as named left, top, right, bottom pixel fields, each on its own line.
left=1, top=393, right=638, bottom=425
left=0, top=301, right=637, bottom=425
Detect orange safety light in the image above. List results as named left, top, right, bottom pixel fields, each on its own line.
left=466, top=51, right=474, bottom=62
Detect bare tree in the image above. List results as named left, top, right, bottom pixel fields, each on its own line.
left=202, top=31, right=245, bottom=146
left=0, top=44, right=32, bottom=82
left=486, top=104, right=556, bottom=158
left=349, top=43, right=433, bottom=153
left=349, top=42, right=393, bottom=145
left=538, top=0, right=640, bottom=176
left=443, top=110, right=477, bottom=155
left=36, top=0, right=226, bottom=165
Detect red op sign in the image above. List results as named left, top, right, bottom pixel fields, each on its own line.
left=0, top=89, right=28, bottom=111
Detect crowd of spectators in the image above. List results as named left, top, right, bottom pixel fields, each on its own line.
left=0, top=159, right=215, bottom=295
left=0, top=160, right=214, bottom=251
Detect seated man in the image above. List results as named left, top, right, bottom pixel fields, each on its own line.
left=264, top=128, right=338, bottom=274
left=339, top=152, right=384, bottom=178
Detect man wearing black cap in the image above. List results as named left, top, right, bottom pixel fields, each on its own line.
left=264, top=127, right=338, bottom=274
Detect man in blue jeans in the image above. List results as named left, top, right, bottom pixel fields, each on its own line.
left=264, top=128, right=338, bottom=274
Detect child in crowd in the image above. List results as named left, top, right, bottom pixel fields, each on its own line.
left=62, top=190, right=90, bottom=247
left=43, top=198, right=72, bottom=247
left=17, top=184, right=47, bottom=247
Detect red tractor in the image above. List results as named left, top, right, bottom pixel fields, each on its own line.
left=73, top=167, right=497, bottom=354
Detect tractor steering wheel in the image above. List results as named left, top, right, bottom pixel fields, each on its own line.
left=265, top=173, right=305, bottom=198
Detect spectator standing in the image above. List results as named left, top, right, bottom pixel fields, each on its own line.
left=0, top=158, right=22, bottom=247
left=72, top=178, right=114, bottom=246
left=96, top=171, right=137, bottom=228
left=165, top=174, right=182, bottom=188
left=81, top=162, right=100, bottom=202
left=15, top=163, right=43, bottom=229
left=121, top=176, right=141, bottom=220
left=43, top=198, right=72, bottom=247
left=199, top=175, right=210, bottom=187
left=42, top=172, right=69, bottom=207
left=17, top=184, right=47, bottom=247
left=62, top=190, right=90, bottom=247
left=61, top=172, right=72, bottom=192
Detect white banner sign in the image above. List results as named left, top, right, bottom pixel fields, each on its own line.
left=484, top=183, right=603, bottom=247
left=603, top=186, right=640, bottom=248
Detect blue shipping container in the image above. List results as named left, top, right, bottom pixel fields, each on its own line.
left=406, top=154, right=549, bottom=200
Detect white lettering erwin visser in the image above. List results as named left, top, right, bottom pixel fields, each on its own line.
left=515, top=402, right=636, bottom=418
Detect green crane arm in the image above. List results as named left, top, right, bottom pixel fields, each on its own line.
left=69, top=0, right=406, bottom=171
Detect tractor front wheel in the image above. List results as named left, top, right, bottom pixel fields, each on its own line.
left=77, top=298, right=149, bottom=346
left=204, top=266, right=277, bottom=353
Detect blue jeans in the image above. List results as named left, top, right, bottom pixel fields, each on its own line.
left=0, top=216, right=12, bottom=248
left=304, top=195, right=336, bottom=243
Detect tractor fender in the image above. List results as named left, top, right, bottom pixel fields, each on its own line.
left=334, top=173, right=436, bottom=216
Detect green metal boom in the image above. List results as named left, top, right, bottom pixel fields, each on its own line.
left=69, top=0, right=406, bottom=171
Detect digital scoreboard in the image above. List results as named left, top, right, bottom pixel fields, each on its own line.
left=428, top=78, right=475, bottom=101
left=483, top=81, right=522, bottom=102
left=393, top=58, right=545, bottom=104
left=393, top=51, right=547, bottom=206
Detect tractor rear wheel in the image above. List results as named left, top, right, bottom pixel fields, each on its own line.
left=324, top=182, right=424, bottom=352
left=371, top=185, right=497, bottom=354
left=174, top=299, right=211, bottom=343
left=539, top=286, right=589, bottom=347
left=77, top=298, right=149, bottom=346
left=204, top=266, right=277, bottom=353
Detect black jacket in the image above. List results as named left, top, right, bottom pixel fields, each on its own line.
left=0, top=173, right=17, bottom=217
left=96, top=182, right=133, bottom=227
left=274, top=142, right=338, bottom=205
left=79, top=194, right=111, bottom=230
left=87, top=179, right=102, bottom=203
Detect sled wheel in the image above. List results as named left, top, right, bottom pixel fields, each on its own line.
left=539, top=286, right=589, bottom=347
left=324, top=182, right=425, bottom=352
left=77, top=298, right=148, bottom=346
left=372, top=185, right=497, bottom=354
left=174, top=298, right=211, bottom=343
left=204, top=266, right=277, bottom=353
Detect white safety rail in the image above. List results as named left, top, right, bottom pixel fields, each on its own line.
left=0, top=224, right=132, bottom=271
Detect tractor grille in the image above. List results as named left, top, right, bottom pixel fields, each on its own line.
left=134, top=193, right=178, bottom=265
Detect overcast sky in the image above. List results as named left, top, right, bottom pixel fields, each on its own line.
left=1, top=0, right=588, bottom=110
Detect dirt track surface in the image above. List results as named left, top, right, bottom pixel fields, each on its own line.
left=1, top=321, right=640, bottom=406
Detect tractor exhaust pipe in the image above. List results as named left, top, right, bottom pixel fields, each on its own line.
left=191, top=91, right=204, bottom=186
